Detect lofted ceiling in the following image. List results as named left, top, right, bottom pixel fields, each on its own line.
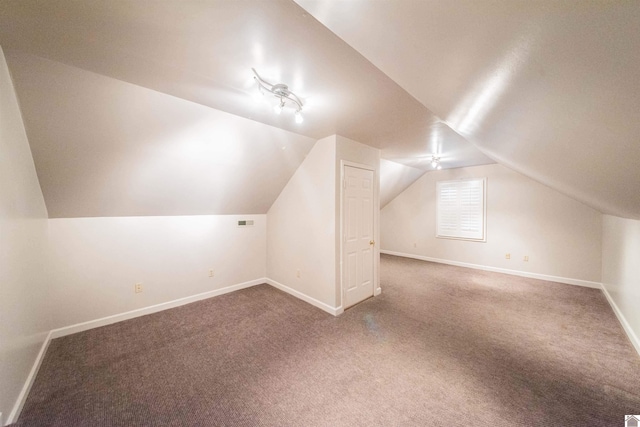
left=5, top=50, right=316, bottom=217
left=0, top=0, right=491, bottom=170
left=6, top=1, right=636, bottom=220
left=295, top=0, right=640, bottom=220
left=380, top=159, right=425, bottom=209
left=0, top=0, right=495, bottom=218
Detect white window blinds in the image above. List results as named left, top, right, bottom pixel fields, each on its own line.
left=436, top=178, right=486, bottom=241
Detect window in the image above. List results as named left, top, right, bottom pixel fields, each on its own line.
left=436, top=178, right=486, bottom=242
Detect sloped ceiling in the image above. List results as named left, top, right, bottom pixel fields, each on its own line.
left=295, top=0, right=640, bottom=220
left=6, top=51, right=316, bottom=217
left=0, top=0, right=494, bottom=217
left=380, top=159, right=425, bottom=209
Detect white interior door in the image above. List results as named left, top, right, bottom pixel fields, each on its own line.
left=343, top=165, right=375, bottom=309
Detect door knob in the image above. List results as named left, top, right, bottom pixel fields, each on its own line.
left=370, top=240, right=375, bottom=246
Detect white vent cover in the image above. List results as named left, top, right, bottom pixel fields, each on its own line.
left=237, top=220, right=254, bottom=227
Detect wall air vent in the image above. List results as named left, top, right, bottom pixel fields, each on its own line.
left=237, top=220, right=254, bottom=227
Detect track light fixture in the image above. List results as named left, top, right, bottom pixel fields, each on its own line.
left=431, top=155, right=442, bottom=170
left=252, top=68, right=304, bottom=124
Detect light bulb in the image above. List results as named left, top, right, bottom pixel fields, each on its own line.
left=431, top=161, right=438, bottom=168
left=274, top=101, right=284, bottom=115
left=437, top=164, right=442, bottom=170
left=295, top=110, right=304, bottom=124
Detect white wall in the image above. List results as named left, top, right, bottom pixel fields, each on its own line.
left=0, top=46, right=50, bottom=424
left=267, top=136, right=337, bottom=308
left=47, top=215, right=266, bottom=328
left=335, top=136, right=381, bottom=306
left=602, top=215, right=640, bottom=352
left=381, top=163, right=602, bottom=284
left=266, top=135, right=382, bottom=311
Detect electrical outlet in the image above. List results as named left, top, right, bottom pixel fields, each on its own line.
left=523, top=255, right=529, bottom=262
left=208, top=269, right=214, bottom=277
left=296, top=269, right=301, bottom=278
left=505, top=253, right=511, bottom=260
left=135, top=283, right=143, bottom=293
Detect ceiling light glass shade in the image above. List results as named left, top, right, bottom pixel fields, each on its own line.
left=253, top=68, right=304, bottom=123
left=430, top=155, right=441, bottom=169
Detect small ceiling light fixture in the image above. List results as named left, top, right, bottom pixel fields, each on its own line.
left=430, top=155, right=442, bottom=170
left=252, top=68, right=304, bottom=124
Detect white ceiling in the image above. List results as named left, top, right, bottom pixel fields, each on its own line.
left=0, top=0, right=495, bottom=218
left=380, top=160, right=425, bottom=209
left=0, top=0, right=491, bottom=171
left=6, top=51, right=316, bottom=217
left=4, top=0, right=638, bottom=219
left=295, top=0, right=640, bottom=219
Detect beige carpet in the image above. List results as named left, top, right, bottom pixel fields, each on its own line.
left=13, top=254, right=640, bottom=426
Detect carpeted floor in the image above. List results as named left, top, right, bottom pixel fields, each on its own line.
left=14, top=254, right=640, bottom=426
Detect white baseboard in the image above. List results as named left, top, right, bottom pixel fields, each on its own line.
left=7, top=331, right=53, bottom=425
left=383, top=250, right=640, bottom=358
left=8, top=276, right=358, bottom=424
left=381, top=250, right=602, bottom=289
left=266, top=278, right=341, bottom=316
left=8, top=278, right=265, bottom=425
left=50, top=278, right=266, bottom=339
left=601, top=285, right=640, bottom=357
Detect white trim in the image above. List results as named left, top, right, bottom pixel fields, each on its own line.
left=8, top=276, right=346, bottom=425
left=7, top=331, right=53, bottom=425
left=436, top=177, right=487, bottom=242
left=340, top=161, right=379, bottom=311
left=381, top=250, right=602, bottom=289
left=7, top=278, right=265, bottom=425
left=7, top=271, right=636, bottom=427
left=601, top=285, right=640, bottom=357
left=50, top=278, right=265, bottom=339
left=266, top=278, right=341, bottom=316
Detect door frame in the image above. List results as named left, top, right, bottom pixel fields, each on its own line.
left=339, top=160, right=381, bottom=313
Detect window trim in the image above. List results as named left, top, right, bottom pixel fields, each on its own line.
left=435, top=177, right=487, bottom=242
